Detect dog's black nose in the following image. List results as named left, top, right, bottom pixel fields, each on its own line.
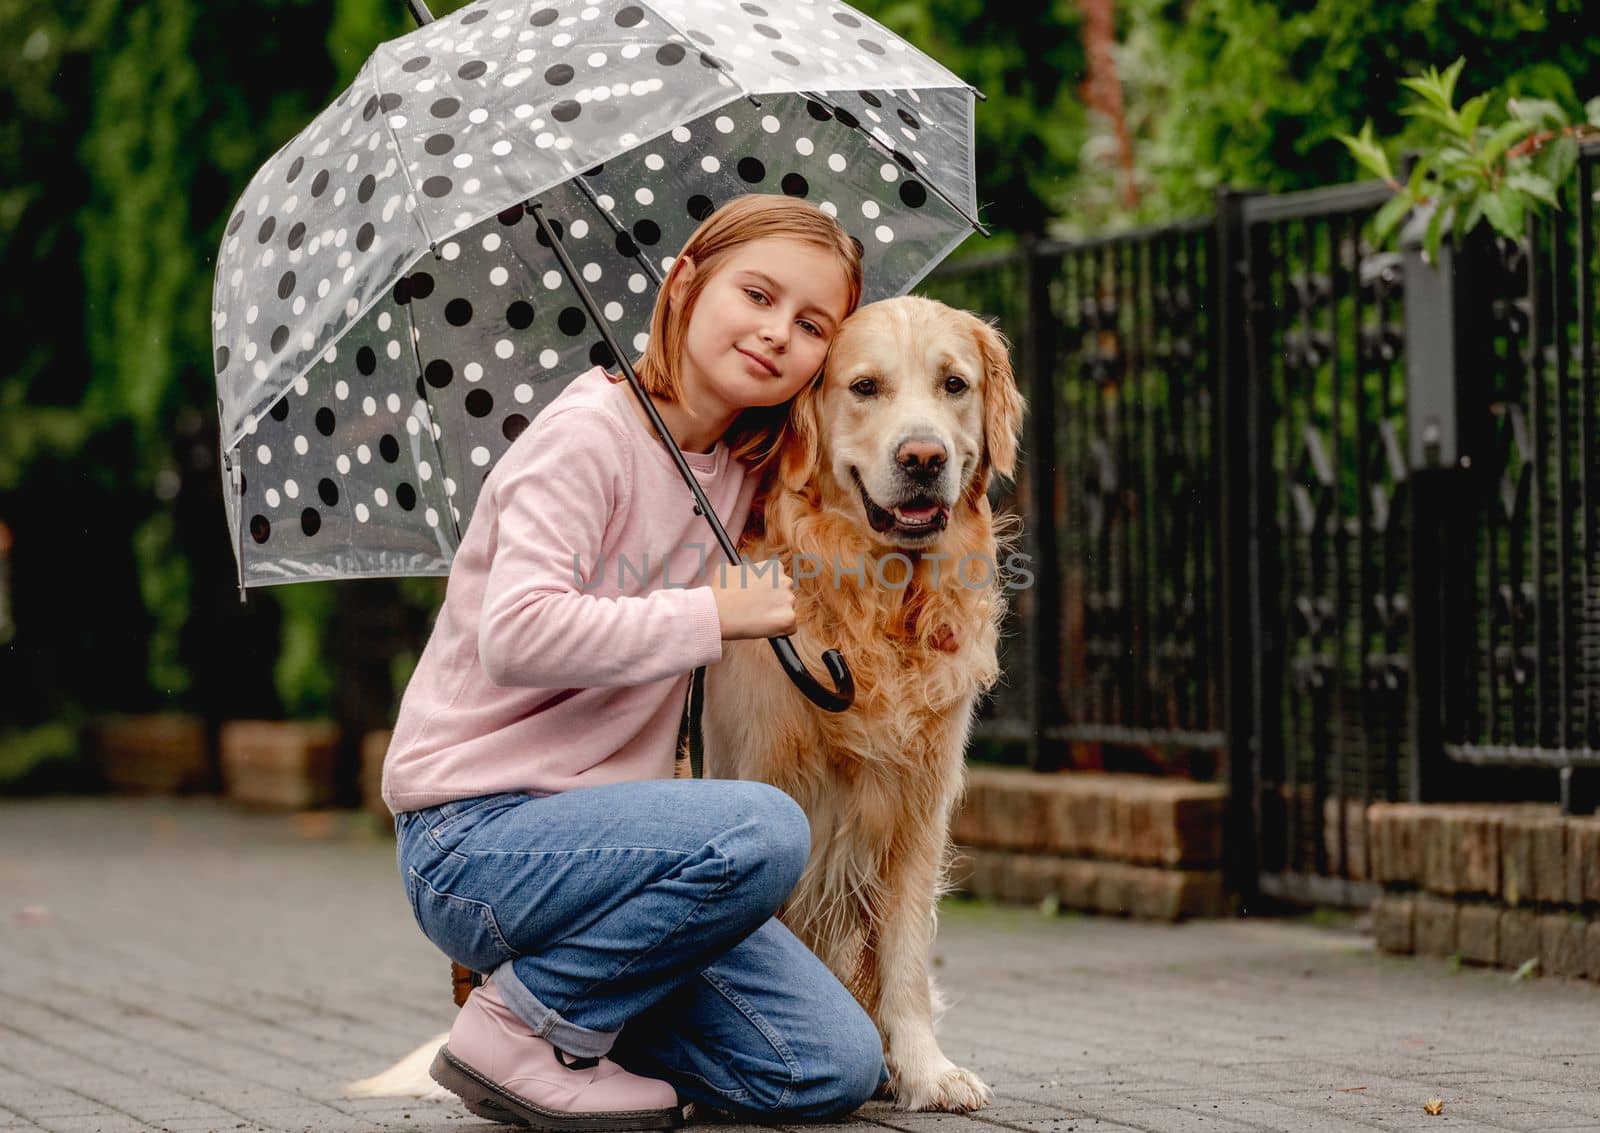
left=896, top=437, right=947, bottom=481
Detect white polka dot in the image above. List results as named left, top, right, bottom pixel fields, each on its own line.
left=514, top=383, right=533, bottom=403
left=635, top=187, right=653, bottom=205
left=245, top=305, right=259, bottom=325
left=490, top=266, right=509, bottom=286
left=820, top=201, right=838, bottom=218
left=492, top=140, right=513, bottom=156
left=445, top=477, right=458, bottom=496
left=469, top=108, right=489, bottom=124
left=645, top=153, right=664, bottom=171
left=701, top=155, right=720, bottom=173
left=419, top=461, right=433, bottom=481
left=604, top=301, right=623, bottom=320
left=588, top=51, right=606, bottom=67
left=355, top=503, right=370, bottom=522
left=544, top=270, right=563, bottom=289
left=363, top=396, right=377, bottom=416
left=387, top=393, right=401, bottom=413
left=828, top=153, right=846, bottom=173
left=862, top=200, right=881, bottom=219
left=629, top=274, right=647, bottom=293
left=357, top=444, right=372, bottom=464
left=406, top=415, right=420, bottom=436
left=387, top=340, right=402, bottom=359
left=571, top=219, right=589, bottom=238
left=377, top=312, right=392, bottom=331
left=540, top=349, right=559, bottom=369
left=875, top=224, right=895, bottom=243
left=464, top=178, right=480, bottom=193
left=715, top=116, right=734, bottom=133
left=335, top=380, right=349, bottom=400
left=453, top=154, right=473, bottom=169
left=293, top=375, right=309, bottom=396
left=880, top=163, right=899, bottom=182
left=633, top=332, right=649, bottom=352
left=256, top=444, right=272, bottom=465
left=374, top=487, right=389, bottom=507
left=583, top=262, right=602, bottom=283
left=514, top=104, right=534, bottom=119
left=761, top=115, right=780, bottom=133
left=336, top=454, right=351, bottom=474
left=294, top=435, right=308, bottom=455
left=465, top=362, right=483, bottom=382
left=471, top=446, right=491, bottom=467
left=535, top=132, right=554, bottom=148
left=265, top=488, right=280, bottom=507
left=482, top=232, right=502, bottom=252
left=672, top=126, right=691, bottom=142
left=796, top=137, right=814, bottom=156
left=425, top=507, right=439, bottom=527
left=496, top=339, right=514, bottom=359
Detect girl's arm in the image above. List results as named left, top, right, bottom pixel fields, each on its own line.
left=476, top=409, right=722, bottom=688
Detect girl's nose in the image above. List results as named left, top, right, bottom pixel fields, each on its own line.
left=761, top=322, right=788, bottom=350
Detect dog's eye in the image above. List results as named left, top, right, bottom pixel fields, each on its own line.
left=943, top=375, right=968, bottom=394
left=850, top=378, right=878, bottom=397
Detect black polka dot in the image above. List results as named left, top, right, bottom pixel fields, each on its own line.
left=552, top=100, right=581, bottom=123
left=498, top=204, right=524, bottom=226
left=503, top=414, right=529, bottom=441
left=558, top=308, right=586, bottom=336
left=545, top=63, right=574, bottom=85
left=535, top=218, right=566, bottom=247
left=459, top=60, right=488, bottom=80
left=894, top=150, right=916, bottom=172
left=270, top=398, right=290, bottom=422
left=316, top=407, right=336, bottom=436
left=445, top=298, right=473, bottom=326
left=753, top=23, right=780, bottom=38
left=270, top=326, right=290, bottom=353
left=741, top=1, right=768, bottom=13
left=423, top=176, right=453, bottom=198
left=773, top=50, right=799, bottom=66
left=357, top=346, right=377, bottom=375
left=379, top=434, right=400, bottom=463
left=781, top=173, right=809, bottom=197
left=530, top=6, right=558, bottom=25
left=632, top=219, right=661, bottom=245
left=585, top=163, right=605, bottom=177
left=465, top=389, right=494, bottom=417
left=363, top=95, right=380, bottom=121
left=834, top=107, right=860, bottom=129
left=834, top=11, right=861, bottom=26
left=616, top=5, right=643, bottom=25
left=507, top=301, right=535, bottom=329
left=356, top=223, right=375, bottom=251
left=402, top=55, right=431, bottom=72
left=277, top=271, right=297, bottom=300
left=215, top=346, right=230, bottom=372
left=656, top=43, right=685, bottom=65
left=250, top=516, right=271, bottom=543
left=426, top=133, right=455, bottom=155
left=900, top=181, right=927, bottom=208
left=737, top=157, right=766, bottom=183
left=424, top=358, right=452, bottom=387
left=431, top=97, right=461, bottom=118
left=286, top=156, right=304, bottom=183
left=699, top=52, right=723, bottom=70
left=396, top=483, right=418, bottom=510
left=898, top=108, right=922, bottom=130
left=358, top=174, right=376, bottom=203
left=258, top=217, right=276, bottom=243
left=311, top=170, right=329, bottom=197
left=688, top=29, right=715, bottom=45
left=615, top=231, right=639, bottom=257
left=687, top=194, right=715, bottom=221
left=860, top=91, right=883, bottom=107
left=227, top=211, right=245, bottom=235
left=300, top=508, right=321, bottom=536
left=589, top=341, right=616, bottom=368
left=287, top=222, right=307, bottom=250
left=461, top=7, right=487, bottom=23
left=410, top=273, right=435, bottom=299
left=318, top=478, right=339, bottom=505
left=379, top=93, right=402, bottom=113
left=393, top=277, right=413, bottom=305
left=806, top=100, right=833, bottom=121
left=858, top=38, right=885, bottom=55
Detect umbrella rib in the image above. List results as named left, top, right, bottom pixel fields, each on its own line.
left=798, top=89, right=988, bottom=238
left=398, top=297, right=465, bottom=548
left=569, top=175, right=666, bottom=288
left=368, top=53, right=440, bottom=254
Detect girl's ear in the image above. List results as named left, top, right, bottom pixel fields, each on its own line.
left=973, top=316, right=1025, bottom=491
left=666, top=255, right=697, bottom=306
left=778, top=377, right=824, bottom=492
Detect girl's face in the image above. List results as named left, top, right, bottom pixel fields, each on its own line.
left=670, top=237, right=851, bottom=419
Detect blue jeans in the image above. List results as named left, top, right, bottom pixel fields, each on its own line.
left=394, top=778, right=884, bottom=1119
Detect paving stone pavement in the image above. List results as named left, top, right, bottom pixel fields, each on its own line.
left=1, top=796, right=1597, bottom=1133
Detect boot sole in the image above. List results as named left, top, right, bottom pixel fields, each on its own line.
left=429, top=1046, right=682, bottom=1131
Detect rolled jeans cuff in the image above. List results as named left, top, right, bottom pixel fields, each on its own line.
left=493, top=960, right=621, bottom=1059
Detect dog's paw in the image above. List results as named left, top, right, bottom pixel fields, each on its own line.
left=893, top=1063, right=992, bottom=1112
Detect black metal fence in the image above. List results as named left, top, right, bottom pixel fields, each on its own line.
left=921, top=139, right=1600, bottom=905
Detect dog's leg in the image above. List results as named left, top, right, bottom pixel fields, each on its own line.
left=873, top=827, right=991, bottom=1113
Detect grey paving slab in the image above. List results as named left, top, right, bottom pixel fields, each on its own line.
left=2, top=797, right=1598, bottom=1133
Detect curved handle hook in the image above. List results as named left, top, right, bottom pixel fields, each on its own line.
left=768, top=637, right=854, bottom=712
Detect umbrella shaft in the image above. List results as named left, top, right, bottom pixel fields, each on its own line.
left=405, top=0, right=434, bottom=26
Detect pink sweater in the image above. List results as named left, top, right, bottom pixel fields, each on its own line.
left=381, top=367, right=757, bottom=813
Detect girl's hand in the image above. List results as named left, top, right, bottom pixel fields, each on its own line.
left=709, top=559, right=797, bottom=640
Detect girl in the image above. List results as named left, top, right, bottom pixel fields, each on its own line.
left=382, top=195, right=879, bottom=1130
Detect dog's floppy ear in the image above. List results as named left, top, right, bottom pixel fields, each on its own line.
left=973, top=316, right=1024, bottom=488
left=778, top=376, right=824, bottom=492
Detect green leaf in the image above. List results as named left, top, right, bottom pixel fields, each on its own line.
left=1506, top=97, right=1567, bottom=128
left=1424, top=204, right=1448, bottom=262
left=1587, top=96, right=1600, bottom=129
left=1533, top=135, right=1580, bottom=191
left=1455, top=194, right=1485, bottom=241
left=1407, top=156, right=1434, bottom=198
left=1481, top=190, right=1514, bottom=237
left=1458, top=93, right=1491, bottom=140
left=1336, top=121, right=1392, bottom=182
left=1506, top=171, right=1558, bottom=207
left=1372, top=193, right=1412, bottom=246
left=1479, top=119, right=1540, bottom=169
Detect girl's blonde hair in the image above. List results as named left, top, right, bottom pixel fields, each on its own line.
left=630, top=194, right=863, bottom=473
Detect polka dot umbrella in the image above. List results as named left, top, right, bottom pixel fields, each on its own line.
left=212, top=0, right=986, bottom=709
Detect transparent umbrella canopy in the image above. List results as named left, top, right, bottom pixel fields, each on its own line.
left=212, top=0, right=985, bottom=708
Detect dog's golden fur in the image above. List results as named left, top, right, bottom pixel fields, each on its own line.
left=704, top=295, right=1024, bottom=1113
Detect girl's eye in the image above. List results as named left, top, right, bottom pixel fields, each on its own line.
left=744, top=288, right=769, bottom=305
left=798, top=320, right=822, bottom=337
left=850, top=378, right=878, bottom=397
left=944, top=375, right=968, bottom=395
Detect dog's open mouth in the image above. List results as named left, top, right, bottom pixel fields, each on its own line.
left=852, top=469, right=951, bottom=537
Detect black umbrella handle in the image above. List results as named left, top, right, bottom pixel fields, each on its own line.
left=523, top=202, right=854, bottom=713
left=405, top=0, right=434, bottom=25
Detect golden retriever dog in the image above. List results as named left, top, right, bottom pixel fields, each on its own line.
left=703, top=295, right=1025, bottom=1113
left=345, top=296, right=1024, bottom=1114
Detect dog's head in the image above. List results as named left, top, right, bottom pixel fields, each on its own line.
left=779, top=296, right=1024, bottom=550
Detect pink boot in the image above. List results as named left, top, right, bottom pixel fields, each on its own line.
left=430, top=974, right=680, bottom=1130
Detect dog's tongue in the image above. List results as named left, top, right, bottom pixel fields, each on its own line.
left=894, top=504, right=941, bottom=525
